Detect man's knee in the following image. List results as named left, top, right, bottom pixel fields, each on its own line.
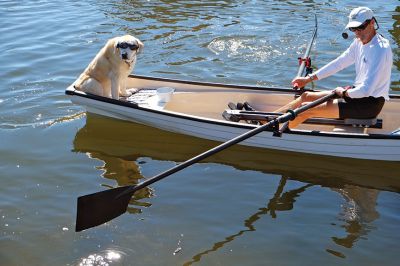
left=300, top=91, right=311, bottom=101
left=300, top=91, right=319, bottom=102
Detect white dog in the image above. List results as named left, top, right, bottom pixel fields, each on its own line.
left=74, top=35, right=144, bottom=99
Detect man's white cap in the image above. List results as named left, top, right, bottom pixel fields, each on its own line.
left=346, top=7, right=374, bottom=28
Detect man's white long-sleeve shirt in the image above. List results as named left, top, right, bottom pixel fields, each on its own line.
left=315, top=34, right=392, bottom=100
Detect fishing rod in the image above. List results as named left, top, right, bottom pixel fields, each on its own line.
left=294, top=14, right=318, bottom=89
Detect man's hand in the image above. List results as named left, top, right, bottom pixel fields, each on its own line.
left=291, top=76, right=310, bottom=89
left=334, top=86, right=346, bottom=98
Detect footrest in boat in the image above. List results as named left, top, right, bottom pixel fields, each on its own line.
left=225, top=102, right=259, bottom=124
left=223, top=109, right=383, bottom=128
left=223, top=109, right=280, bottom=122
left=343, top=118, right=377, bottom=128
left=222, top=110, right=241, bottom=122
left=227, top=101, right=256, bottom=111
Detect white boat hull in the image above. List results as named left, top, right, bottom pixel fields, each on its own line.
left=68, top=86, right=400, bottom=161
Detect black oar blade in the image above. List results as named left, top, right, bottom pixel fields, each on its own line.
left=75, top=185, right=134, bottom=232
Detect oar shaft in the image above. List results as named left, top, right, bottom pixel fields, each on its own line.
left=120, top=118, right=282, bottom=197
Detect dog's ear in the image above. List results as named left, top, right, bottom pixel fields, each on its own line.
left=137, top=39, right=144, bottom=54
left=114, top=42, right=119, bottom=54
left=113, top=37, right=122, bottom=54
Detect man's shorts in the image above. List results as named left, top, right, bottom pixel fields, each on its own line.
left=338, top=96, right=385, bottom=119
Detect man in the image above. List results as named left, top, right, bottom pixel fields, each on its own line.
left=276, top=6, right=392, bottom=129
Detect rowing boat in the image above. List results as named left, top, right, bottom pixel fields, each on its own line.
left=65, top=75, right=400, bottom=162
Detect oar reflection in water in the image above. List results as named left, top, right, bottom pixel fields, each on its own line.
left=183, top=176, right=313, bottom=266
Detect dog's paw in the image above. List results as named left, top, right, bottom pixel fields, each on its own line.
left=120, top=88, right=139, bottom=97
left=126, top=88, right=139, bottom=95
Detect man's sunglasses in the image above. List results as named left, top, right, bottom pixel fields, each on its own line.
left=349, top=19, right=371, bottom=32
left=117, top=42, right=139, bottom=50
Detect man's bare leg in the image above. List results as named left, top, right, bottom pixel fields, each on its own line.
left=275, top=90, right=333, bottom=113
left=258, top=90, right=339, bottom=128
left=288, top=98, right=340, bottom=128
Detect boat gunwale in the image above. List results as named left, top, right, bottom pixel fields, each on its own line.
left=130, top=74, right=400, bottom=99
left=65, top=76, right=400, bottom=140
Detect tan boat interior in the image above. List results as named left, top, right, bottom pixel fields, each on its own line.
left=126, top=76, right=400, bottom=135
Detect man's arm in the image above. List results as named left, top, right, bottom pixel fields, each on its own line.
left=291, top=40, right=356, bottom=88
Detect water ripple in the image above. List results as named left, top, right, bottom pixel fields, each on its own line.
left=0, top=1, right=400, bottom=266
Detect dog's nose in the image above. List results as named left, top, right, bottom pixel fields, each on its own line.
left=122, top=53, right=128, bottom=60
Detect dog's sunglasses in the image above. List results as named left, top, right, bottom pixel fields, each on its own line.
left=349, top=19, right=371, bottom=32
left=117, top=42, right=139, bottom=50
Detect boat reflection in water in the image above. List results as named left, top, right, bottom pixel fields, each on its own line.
left=73, top=113, right=399, bottom=260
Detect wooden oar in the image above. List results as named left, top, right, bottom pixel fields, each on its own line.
left=75, top=91, right=336, bottom=232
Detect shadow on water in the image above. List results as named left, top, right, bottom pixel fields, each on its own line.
left=73, top=114, right=399, bottom=261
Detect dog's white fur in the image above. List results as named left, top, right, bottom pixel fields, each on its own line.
left=74, top=35, right=144, bottom=99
